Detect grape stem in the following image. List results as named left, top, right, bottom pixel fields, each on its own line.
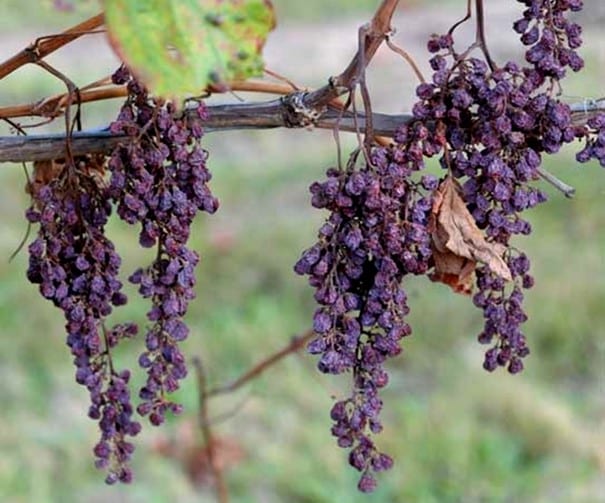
left=536, top=166, right=576, bottom=198
left=206, top=330, right=314, bottom=397
left=0, top=13, right=105, bottom=80
left=474, top=0, right=496, bottom=72
left=193, top=357, right=229, bottom=503
left=448, top=0, right=472, bottom=38
left=385, top=36, right=426, bottom=84
left=32, top=59, right=82, bottom=165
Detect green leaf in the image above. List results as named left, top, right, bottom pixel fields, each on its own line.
left=103, top=0, right=275, bottom=99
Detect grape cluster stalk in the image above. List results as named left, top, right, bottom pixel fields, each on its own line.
left=296, top=0, right=597, bottom=491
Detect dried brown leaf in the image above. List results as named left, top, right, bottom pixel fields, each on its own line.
left=27, top=159, right=65, bottom=196
left=429, top=176, right=512, bottom=292
left=430, top=250, right=476, bottom=294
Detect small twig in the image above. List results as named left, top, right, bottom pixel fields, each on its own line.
left=193, top=357, right=229, bottom=503
left=0, top=13, right=104, bottom=81
left=35, top=75, right=114, bottom=118
left=34, top=59, right=81, bottom=164
left=448, top=0, right=472, bottom=38
left=347, top=24, right=375, bottom=165
left=332, top=93, right=350, bottom=171
left=207, top=330, right=314, bottom=397
left=302, top=0, right=400, bottom=111
left=2, top=118, right=32, bottom=262
left=474, top=0, right=496, bottom=71
left=0, top=80, right=299, bottom=120
left=9, top=172, right=32, bottom=262
left=537, top=166, right=576, bottom=198
left=350, top=91, right=372, bottom=165
left=385, top=37, right=426, bottom=84
left=264, top=68, right=301, bottom=91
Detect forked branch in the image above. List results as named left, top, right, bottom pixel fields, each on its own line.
left=0, top=13, right=105, bottom=81
left=207, top=330, right=314, bottom=397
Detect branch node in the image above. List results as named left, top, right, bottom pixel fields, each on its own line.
left=328, top=76, right=349, bottom=95
left=282, top=92, right=326, bottom=128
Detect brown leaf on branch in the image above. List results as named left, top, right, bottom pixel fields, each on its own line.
left=429, top=176, right=511, bottom=294
left=26, top=159, right=65, bottom=196
left=27, top=154, right=107, bottom=198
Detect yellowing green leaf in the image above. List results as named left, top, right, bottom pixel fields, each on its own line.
left=103, top=0, right=275, bottom=99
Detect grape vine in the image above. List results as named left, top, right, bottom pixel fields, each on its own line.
left=1, top=0, right=604, bottom=497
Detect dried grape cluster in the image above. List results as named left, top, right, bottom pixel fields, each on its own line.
left=108, top=67, right=218, bottom=426
left=25, top=67, right=217, bottom=483
left=295, top=151, right=431, bottom=491
left=296, top=0, right=599, bottom=492
left=26, top=157, right=140, bottom=483
left=21, top=0, right=605, bottom=495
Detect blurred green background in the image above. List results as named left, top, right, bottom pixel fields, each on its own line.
left=0, top=1, right=604, bottom=502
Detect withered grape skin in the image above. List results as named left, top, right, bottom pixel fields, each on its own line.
left=26, top=160, right=140, bottom=484
left=401, top=0, right=589, bottom=374
left=577, top=113, right=605, bottom=167
left=108, top=67, right=218, bottom=427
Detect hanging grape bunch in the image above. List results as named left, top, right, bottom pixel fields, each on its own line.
left=9, top=0, right=605, bottom=495
left=25, top=67, right=218, bottom=483
left=296, top=0, right=597, bottom=491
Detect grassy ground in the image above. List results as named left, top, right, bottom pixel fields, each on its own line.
left=1, top=1, right=605, bottom=502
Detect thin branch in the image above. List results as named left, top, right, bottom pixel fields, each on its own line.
left=354, top=23, right=375, bottom=163
left=0, top=80, right=299, bottom=120
left=335, top=0, right=400, bottom=91
left=537, top=166, right=576, bottom=198
left=448, top=0, right=472, bottom=37
left=0, top=13, right=105, bottom=80
left=263, top=68, right=301, bottom=91
left=298, top=0, right=400, bottom=111
left=0, top=104, right=412, bottom=163
left=193, top=357, right=229, bottom=503
left=2, top=118, right=32, bottom=262
left=34, top=59, right=81, bottom=163
left=475, top=0, right=496, bottom=71
left=2, top=95, right=603, bottom=164
left=206, top=330, right=314, bottom=398
left=385, top=37, right=426, bottom=84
